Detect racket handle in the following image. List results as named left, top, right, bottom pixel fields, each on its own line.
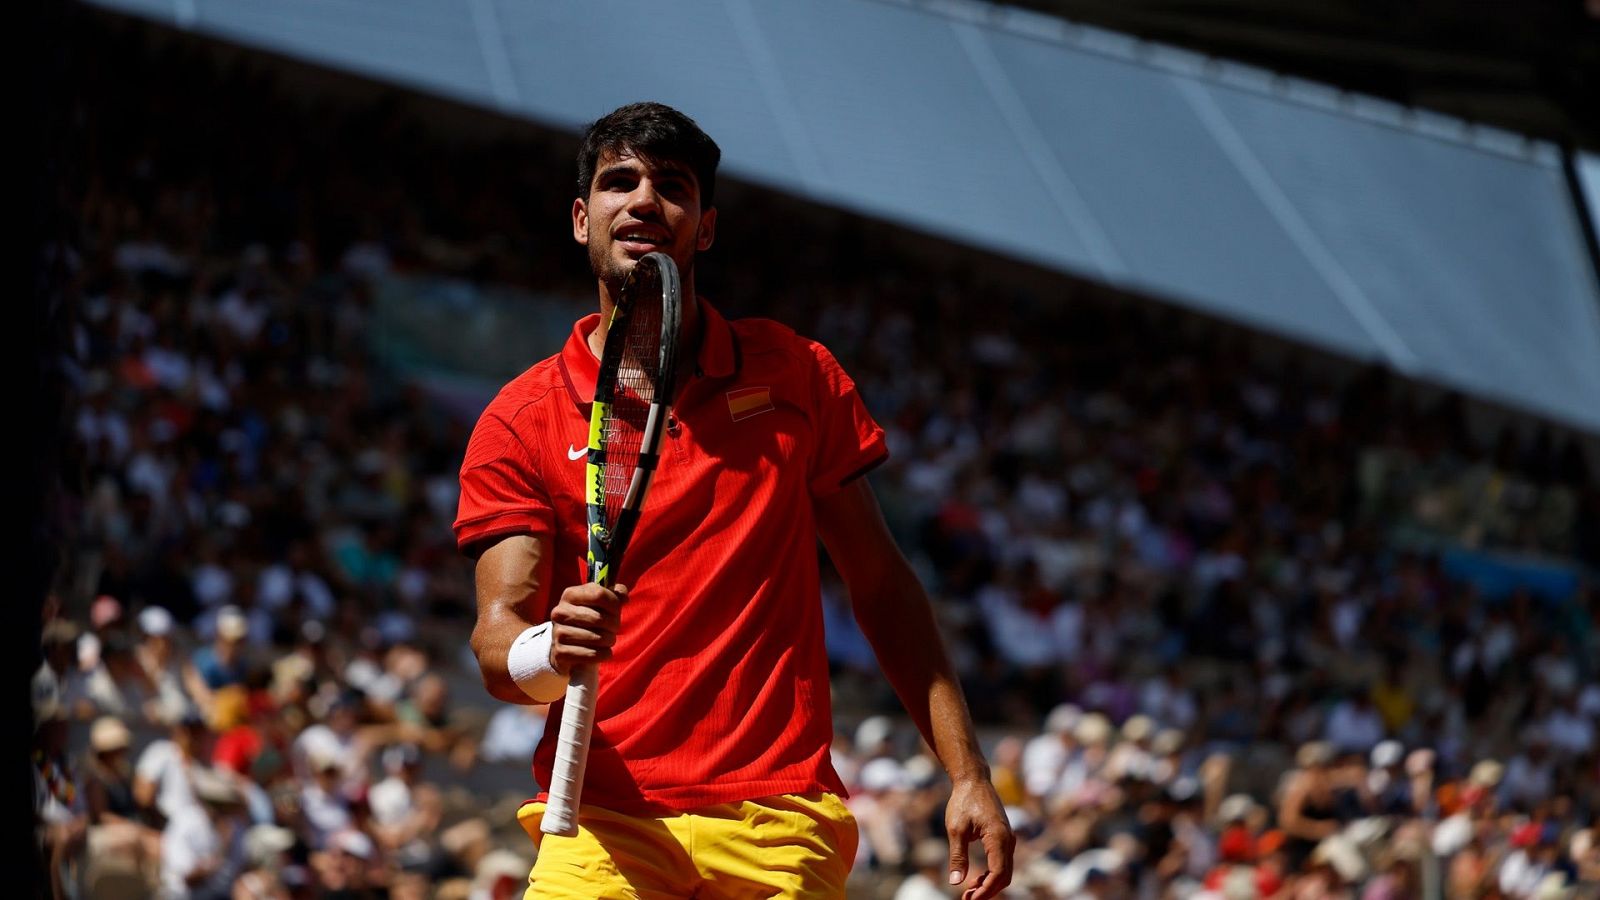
left=541, top=665, right=598, bottom=837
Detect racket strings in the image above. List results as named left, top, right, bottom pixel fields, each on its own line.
left=599, top=273, right=664, bottom=529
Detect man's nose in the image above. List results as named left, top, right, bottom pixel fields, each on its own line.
left=626, top=181, right=663, bottom=216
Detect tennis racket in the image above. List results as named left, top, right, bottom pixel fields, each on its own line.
left=542, top=251, right=682, bottom=837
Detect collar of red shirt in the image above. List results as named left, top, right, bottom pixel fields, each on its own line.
left=558, top=296, right=738, bottom=408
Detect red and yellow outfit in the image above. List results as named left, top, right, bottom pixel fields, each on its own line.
left=455, top=301, right=885, bottom=895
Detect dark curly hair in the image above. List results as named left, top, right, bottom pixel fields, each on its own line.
left=575, top=102, right=722, bottom=208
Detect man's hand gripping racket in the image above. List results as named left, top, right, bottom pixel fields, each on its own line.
left=542, top=252, right=682, bottom=837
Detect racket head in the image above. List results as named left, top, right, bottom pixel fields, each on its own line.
left=585, top=252, right=681, bottom=584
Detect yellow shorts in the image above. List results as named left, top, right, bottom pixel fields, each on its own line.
left=515, top=793, right=858, bottom=899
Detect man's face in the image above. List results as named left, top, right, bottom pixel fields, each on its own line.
left=572, top=149, right=716, bottom=288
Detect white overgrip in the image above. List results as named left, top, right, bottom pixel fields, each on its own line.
left=540, top=665, right=599, bottom=837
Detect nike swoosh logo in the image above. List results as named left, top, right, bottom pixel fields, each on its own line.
left=567, top=445, right=587, bottom=461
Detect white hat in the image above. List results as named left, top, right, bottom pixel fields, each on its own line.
left=1074, top=713, right=1113, bottom=746
left=190, top=767, right=242, bottom=806
left=1431, top=814, right=1473, bottom=856
left=245, top=824, right=296, bottom=866
left=1312, top=835, right=1367, bottom=883
left=902, top=754, right=938, bottom=789
left=216, top=606, right=248, bottom=641
left=854, top=715, right=892, bottom=752
left=1296, top=741, right=1334, bottom=768
left=308, top=745, right=342, bottom=774
left=1371, top=740, right=1404, bottom=769
left=1121, top=715, right=1155, bottom=743
left=1044, top=703, right=1083, bottom=735
left=1469, top=759, right=1504, bottom=788
left=860, top=757, right=906, bottom=793
left=1220, top=866, right=1259, bottom=900
left=91, top=716, right=132, bottom=753
left=138, top=606, right=174, bottom=637
left=1152, top=729, right=1185, bottom=756
left=1217, top=793, right=1258, bottom=823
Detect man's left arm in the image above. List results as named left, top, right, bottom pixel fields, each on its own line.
left=815, top=478, right=1014, bottom=900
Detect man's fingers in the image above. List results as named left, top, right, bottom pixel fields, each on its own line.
left=982, top=822, right=1014, bottom=884
left=552, top=602, right=621, bottom=632
left=557, top=645, right=611, bottom=665
left=964, top=824, right=1014, bottom=900
left=552, top=623, right=617, bottom=649
left=946, top=833, right=968, bottom=886
left=558, top=583, right=625, bottom=614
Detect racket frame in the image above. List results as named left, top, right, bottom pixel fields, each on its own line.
left=541, top=252, right=682, bottom=837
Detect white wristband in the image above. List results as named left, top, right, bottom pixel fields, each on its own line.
left=506, top=623, right=568, bottom=703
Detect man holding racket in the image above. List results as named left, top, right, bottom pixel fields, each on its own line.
left=457, top=102, right=1012, bottom=898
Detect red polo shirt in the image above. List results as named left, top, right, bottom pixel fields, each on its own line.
left=455, top=300, right=887, bottom=813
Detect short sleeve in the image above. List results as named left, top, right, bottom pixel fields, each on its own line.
left=806, top=340, right=888, bottom=497
left=135, top=741, right=172, bottom=784
left=454, top=408, right=555, bottom=557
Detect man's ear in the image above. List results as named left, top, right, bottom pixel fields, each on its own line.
left=572, top=198, right=589, bottom=246
left=697, top=207, right=717, bottom=252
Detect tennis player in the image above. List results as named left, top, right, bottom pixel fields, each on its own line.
left=457, top=102, right=1013, bottom=898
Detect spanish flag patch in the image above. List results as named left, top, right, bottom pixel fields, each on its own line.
left=726, top=386, right=774, bottom=422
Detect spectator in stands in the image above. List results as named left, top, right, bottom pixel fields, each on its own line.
left=81, top=716, right=161, bottom=885
left=133, top=605, right=195, bottom=726
left=368, top=742, right=442, bottom=858
left=184, top=605, right=250, bottom=721
left=134, top=713, right=212, bottom=827
left=159, top=766, right=250, bottom=899
left=1278, top=742, right=1343, bottom=872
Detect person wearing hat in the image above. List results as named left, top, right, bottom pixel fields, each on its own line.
left=1022, top=703, right=1082, bottom=802
left=298, top=744, right=357, bottom=849
left=82, top=716, right=163, bottom=887
left=1278, top=742, right=1342, bottom=873
left=133, top=605, right=197, bottom=727
left=1057, top=713, right=1114, bottom=805
left=1203, top=794, right=1266, bottom=897
left=183, top=604, right=251, bottom=721
left=1293, top=835, right=1362, bottom=898
left=34, top=618, right=83, bottom=722
left=312, top=828, right=381, bottom=896
left=234, top=824, right=296, bottom=900
left=1148, top=729, right=1187, bottom=786
left=159, top=765, right=249, bottom=899
left=1502, top=731, right=1556, bottom=811
left=370, top=743, right=442, bottom=856
left=1366, top=740, right=1411, bottom=816
left=292, top=690, right=368, bottom=788
left=1107, top=714, right=1159, bottom=782
left=851, top=756, right=911, bottom=872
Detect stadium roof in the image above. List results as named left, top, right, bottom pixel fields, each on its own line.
left=86, top=0, right=1600, bottom=433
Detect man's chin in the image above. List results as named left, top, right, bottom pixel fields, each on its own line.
left=593, top=250, right=689, bottom=285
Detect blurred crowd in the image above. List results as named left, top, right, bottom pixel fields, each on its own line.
left=36, top=12, right=1600, bottom=899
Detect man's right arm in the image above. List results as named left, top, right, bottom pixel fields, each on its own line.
left=469, top=534, right=626, bottom=705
